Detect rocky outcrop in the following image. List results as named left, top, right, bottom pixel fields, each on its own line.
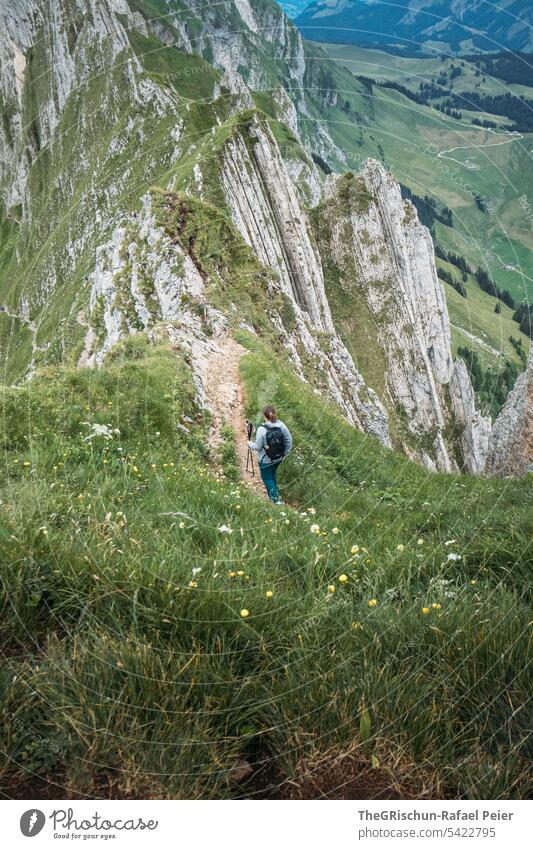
left=0, top=0, right=191, bottom=369
left=449, top=359, right=492, bottom=474
left=487, top=344, right=533, bottom=477
left=317, top=159, right=489, bottom=472
left=221, top=118, right=330, bottom=330
left=218, top=116, right=390, bottom=443
left=81, top=195, right=226, bottom=368
left=137, top=0, right=346, bottom=164
left=77, top=126, right=501, bottom=474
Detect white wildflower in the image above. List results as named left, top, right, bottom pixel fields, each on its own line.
left=82, top=422, right=118, bottom=441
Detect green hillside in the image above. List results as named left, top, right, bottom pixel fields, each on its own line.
left=318, top=43, right=533, bottom=304
left=1, top=337, right=531, bottom=799
left=322, top=44, right=533, bottom=99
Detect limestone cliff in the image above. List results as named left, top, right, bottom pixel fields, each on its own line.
left=487, top=344, right=533, bottom=477
left=217, top=116, right=389, bottom=442
left=0, top=0, right=137, bottom=212
left=80, top=194, right=225, bottom=369
left=315, top=159, right=491, bottom=472
left=449, top=359, right=492, bottom=475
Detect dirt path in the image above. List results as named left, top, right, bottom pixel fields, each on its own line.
left=204, top=337, right=266, bottom=497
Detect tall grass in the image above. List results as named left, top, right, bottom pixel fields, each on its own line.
left=0, top=337, right=531, bottom=798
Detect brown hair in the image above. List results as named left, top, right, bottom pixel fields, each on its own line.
left=263, top=405, right=277, bottom=422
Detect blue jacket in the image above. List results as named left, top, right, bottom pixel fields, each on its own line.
left=248, top=419, right=293, bottom=465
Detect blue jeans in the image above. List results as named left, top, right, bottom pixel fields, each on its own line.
left=259, top=460, right=282, bottom=503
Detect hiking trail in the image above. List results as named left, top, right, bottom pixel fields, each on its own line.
left=204, top=337, right=266, bottom=497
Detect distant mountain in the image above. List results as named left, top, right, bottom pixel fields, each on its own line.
left=279, top=0, right=310, bottom=18
left=294, top=0, right=533, bottom=54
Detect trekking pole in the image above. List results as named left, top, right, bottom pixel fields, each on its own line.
left=246, top=446, right=255, bottom=477
left=245, top=421, right=255, bottom=477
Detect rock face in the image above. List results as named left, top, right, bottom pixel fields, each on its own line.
left=449, top=359, right=492, bottom=475
left=221, top=119, right=330, bottom=331
left=82, top=195, right=219, bottom=367
left=218, top=116, right=390, bottom=442
left=317, top=159, right=491, bottom=472
left=487, top=344, right=533, bottom=476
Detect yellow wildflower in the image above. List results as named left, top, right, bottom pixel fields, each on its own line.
left=240, top=609, right=249, bottom=618
left=338, top=574, right=348, bottom=584
left=188, top=581, right=197, bottom=588
left=368, top=598, right=377, bottom=608
left=327, top=584, right=336, bottom=594
left=431, top=603, right=442, bottom=610
left=265, top=590, right=273, bottom=598
left=351, top=545, right=359, bottom=554
left=397, top=544, right=404, bottom=552
left=332, top=527, right=340, bottom=535
left=421, top=607, right=430, bottom=615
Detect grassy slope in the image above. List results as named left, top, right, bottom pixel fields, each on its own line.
left=0, top=336, right=531, bottom=799
left=436, top=260, right=530, bottom=370
left=320, top=44, right=533, bottom=98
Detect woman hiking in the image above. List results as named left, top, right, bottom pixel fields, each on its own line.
left=248, top=405, right=292, bottom=504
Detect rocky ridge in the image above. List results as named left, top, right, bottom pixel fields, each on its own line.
left=0, top=0, right=530, bottom=476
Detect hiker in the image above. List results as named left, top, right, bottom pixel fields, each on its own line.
left=248, top=405, right=292, bottom=504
